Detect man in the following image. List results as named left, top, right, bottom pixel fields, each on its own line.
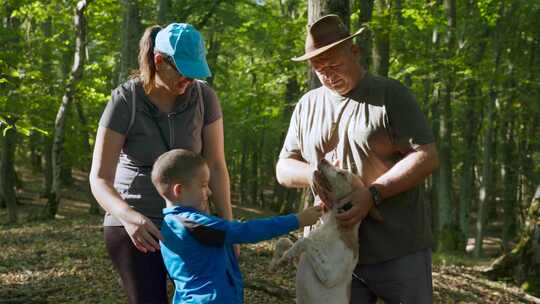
left=276, top=15, right=439, bottom=303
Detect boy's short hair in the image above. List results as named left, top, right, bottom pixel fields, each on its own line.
left=151, top=149, right=207, bottom=197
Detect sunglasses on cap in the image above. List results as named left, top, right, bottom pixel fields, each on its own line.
left=161, top=55, right=194, bottom=82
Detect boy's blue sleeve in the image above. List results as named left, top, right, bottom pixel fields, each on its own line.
left=225, top=214, right=299, bottom=244
left=191, top=213, right=299, bottom=245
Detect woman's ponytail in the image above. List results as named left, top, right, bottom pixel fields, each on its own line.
left=132, top=25, right=162, bottom=94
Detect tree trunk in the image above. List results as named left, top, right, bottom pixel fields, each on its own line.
left=475, top=84, right=497, bottom=258
left=240, top=140, right=248, bottom=205
left=437, top=81, right=457, bottom=251
left=358, top=0, right=373, bottom=68
left=458, top=8, right=489, bottom=250
left=475, top=3, right=505, bottom=257
left=431, top=83, right=440, bottom=250
left=371, top=0, right=390, bottom=77
left=42, top=136, right=53, bottom=198
left=206, top=30, right=220, bottom=86
left=156, top=0, right=169, bottom=24
left=251, top=141, right=259, bottom=207
left=500, top=75, right=519, bottom=252
left=427, top=1, right=442, bottom=248
left=119, top=0, right=141, bottom=83
left=501, top=112, right=518, bottom=251
left=256, top=129, right=266, bottom=208
left=44, top=0, right=91, bottom=219
left=518, top=118, right=537, bottom=220
left=9, top=143, right=22, bottom=190
left=437, top=0, right=458, bottom=252
left=308, top=0, right=350, bottom=27
left=75, top=101, right=100, bottom=215
left=60, top=158, right=74, bottom=186
left=458, top=80, right=481, bottom=250
left=485, top=186, right=540, bottom=291
left=29, top=130, right=43, bottom=173
left=36, top=16, right=53, bottom=194
left=0, top=120, right=18, bottom=223
left=0, top=122, right=3, bottom=210
left=275, top=76, right=300, bottom=213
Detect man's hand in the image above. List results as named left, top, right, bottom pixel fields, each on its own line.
left=335, top=175, right=373, bottom=228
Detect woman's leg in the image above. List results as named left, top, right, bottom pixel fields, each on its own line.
left=104, top=226, right=168, bottom=304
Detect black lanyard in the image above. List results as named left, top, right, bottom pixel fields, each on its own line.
left=150, top=115, right=171, bottom=151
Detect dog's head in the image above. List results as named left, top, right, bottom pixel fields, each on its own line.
left=316, top=159, right=355, bottom=213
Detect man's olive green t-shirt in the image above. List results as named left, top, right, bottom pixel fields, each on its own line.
left=279, top=73, right=435, bottom=264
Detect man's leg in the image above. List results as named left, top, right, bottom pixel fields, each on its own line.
left=354, top=249, right=432, bottom=304
left=350, top=267, right=378, bottom=303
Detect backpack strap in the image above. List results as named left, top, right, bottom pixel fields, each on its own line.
left=127, top=81, right=137, bottom=135
left=196, top=80, right=204, bottom=111
left=196, top=80, right=206, bottom=121
left=196, top=80, right=202, bottom=102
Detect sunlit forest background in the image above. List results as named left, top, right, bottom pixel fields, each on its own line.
left=1, top=0, right=539, bottom=303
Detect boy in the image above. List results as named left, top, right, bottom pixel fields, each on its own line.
left=151, top=149, right=322, bottom=304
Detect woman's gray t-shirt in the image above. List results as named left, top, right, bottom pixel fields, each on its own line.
left=99, top=79, right=222, bottom=226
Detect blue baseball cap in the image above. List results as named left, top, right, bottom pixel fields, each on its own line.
left=154, top=23, right=211, bottom=79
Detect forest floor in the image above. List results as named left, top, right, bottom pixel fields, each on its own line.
left=1, top=169, right=539, bottom=304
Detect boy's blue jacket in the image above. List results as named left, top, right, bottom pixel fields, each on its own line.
left=160, top=206, right=299, bottom=304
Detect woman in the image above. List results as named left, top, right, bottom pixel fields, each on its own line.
left=89, top=23, right=233, bottom=304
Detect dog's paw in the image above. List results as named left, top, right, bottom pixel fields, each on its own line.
left=274, top=249, right=295, bottom=269
left=269, top=254, right=291, bottom=272
left=269, top=238, right=294, bottom=271
left=268, top=260, right=280, bottom=272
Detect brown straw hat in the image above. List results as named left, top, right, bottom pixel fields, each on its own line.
left=292, top=14, right=366, bottom=61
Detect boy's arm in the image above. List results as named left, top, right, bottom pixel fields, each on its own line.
left=224, top=215, right=300, bottom=244
left=175, top=206, right=321, bottom=246
left=182, top=213, right=300, bottom=246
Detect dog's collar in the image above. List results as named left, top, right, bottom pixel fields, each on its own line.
left=337, top=201, right=353, bottom=213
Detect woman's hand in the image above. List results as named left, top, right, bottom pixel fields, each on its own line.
left=119, top=209, right=164, bottom=253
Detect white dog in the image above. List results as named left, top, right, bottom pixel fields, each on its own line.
left=271, top=159, right=382, bottom=304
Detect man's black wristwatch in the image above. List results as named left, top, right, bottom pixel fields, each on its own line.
left=369, top=185, right=382, bottom=206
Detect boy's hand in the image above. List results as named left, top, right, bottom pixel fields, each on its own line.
left=297, top=205, right=323, bottom=227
